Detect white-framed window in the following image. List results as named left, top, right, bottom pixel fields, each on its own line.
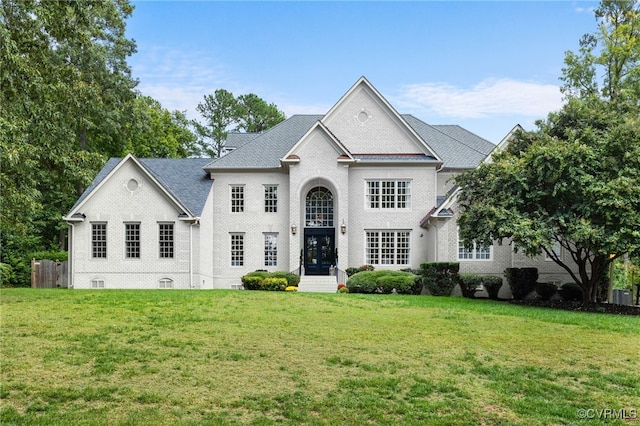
left=264, top=233, right=278, bottom=266
left=264, top=185, right=277, bottom=213
left=366, top=180, right=411, bottom=209
left=125, top=223, right=140, bottom=259
left=545, top=242, right=562, bottom=261
left=365, top=230, right=411, bottom=265
left=159, top=223, right=174, bottom=258
left=231, top=185, right=244, bottom=213
left=91, top=223, right=107, bottom=258
left=91, top=279, right=105, bottom=289
left=159, top=278, right=174, bottom=289
left=230, top=233, right=244, bottom=266
left=458, top=237, right=493, bottom=261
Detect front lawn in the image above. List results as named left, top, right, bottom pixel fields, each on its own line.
left=1, top=289, right=638, bottom=425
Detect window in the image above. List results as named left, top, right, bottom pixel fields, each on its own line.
left=231, top=185, right=244, bottom=212
left=366, top=180, right=411, bottom=209
left=125, top=223, right=140, bottom=258
left=305, top=187, right=333, bottom=227
left=159, top=278, right=173, bottom=289
left=231, top=233, right=244, bottom=266
left=365, top=230, right=411, bottom=265
left=545, top=242, right=562, bottom=261
left=159, top=223, right=174, bottom=258
left=264, top=233, right=278, bottom=266
left=264, top=185, right=278, bottom=213
left=91, top=223, right=107, bottom=258
left=458, top=239, right=492, bottom=261
left=91, top=279, right=105, bottom=289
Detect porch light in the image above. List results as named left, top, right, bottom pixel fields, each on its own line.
left=340, top=221, right=347, bottom=234
left=291, top=224, right=297, bottom=235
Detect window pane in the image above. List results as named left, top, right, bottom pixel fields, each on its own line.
left=396, top=231, right=410, bottom=264
left=264, top=185, right=278, bottom=213
left=264, top=233, right=277, bottom=266
left=125, top=223, right=140, bottom=258
left=365, top=232, right=379, bottom=264
left=367, top=181, right=379, bottom=208
left=92, top=223, right=107, bottom=258
left=381, top=181, right=395, bottom=209
left=305, top=187, right=333, bottom=227
left=231, top=186, right=244, bottom=213
left=231, top=234, right=244, bottom=266
left=159, top=223, right=174, bottom=258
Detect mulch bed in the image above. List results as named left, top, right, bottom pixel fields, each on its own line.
left=508, top=299, right=640, bottom=316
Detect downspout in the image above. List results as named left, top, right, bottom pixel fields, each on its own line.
left=190, top=222, right=194, bottom=289
left=189, top=219, right=200, bottom=289
left=67, top=223, right=74, bottom=288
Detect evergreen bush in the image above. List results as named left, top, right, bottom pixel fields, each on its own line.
left=420, top=262, right=461, bottom=296
left=558, top=282, right=583, bottom=301
left=482, top=276, right=503, bottom=300
left=346, top=270, right=416, bottom=294
left=505, top=268, right=538, bottom=300
left=459, top=274, right=483, bottom=298
left=535, top=282, right=558, bottom=301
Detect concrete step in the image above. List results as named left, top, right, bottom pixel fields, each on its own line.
left=298, top=275, right=337, bottom=293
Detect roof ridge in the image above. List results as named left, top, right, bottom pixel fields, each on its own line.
left=404, top=115, right=491, bottom=156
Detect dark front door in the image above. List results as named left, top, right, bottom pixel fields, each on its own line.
left=304, top=228, right=335, bottom=275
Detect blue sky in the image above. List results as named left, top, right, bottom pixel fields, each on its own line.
left=126, top=1, right=600, bottom=143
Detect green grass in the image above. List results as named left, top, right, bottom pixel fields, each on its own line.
left=1, top=289, right=638, bottom=425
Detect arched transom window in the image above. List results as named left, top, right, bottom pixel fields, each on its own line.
left=305, top=187, right=333, bottom=227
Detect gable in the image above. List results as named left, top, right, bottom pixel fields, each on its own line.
left=322, top=77, right=440, bottom=159
left=66, top=155, right=212, bottom=220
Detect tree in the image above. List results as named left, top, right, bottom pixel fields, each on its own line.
left=1, top=0, right=138, bottom=284
left=124, top=96, right=199, bottom=158
left=195, top=90, right=285, bottom=157
left=455, top=1, right=640, bottom=303
left=236, top=93, right=286, bottom=133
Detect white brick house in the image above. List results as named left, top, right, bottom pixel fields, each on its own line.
left=65, top=77, right=574, bottom=293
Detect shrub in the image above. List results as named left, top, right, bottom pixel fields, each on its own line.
left=241, top=274, right=266, bottom=290
left=338, top=287, right=349, bottom=293
left=241, top=271, right=297, bottom=291
left=261, top=277, right=287, bottom=291
left=346, top=265, right=375, bottom=277
left=337, top=283, right=346, bottom=290
left=346, top=270, right=417, bottom=294
left=285, top=286, right=298, bottom=292
left=420, top=262, right=461, bottom=296
left=271, top=271, right=300, bottom=287
left=559, top=282, right=583, bottom=301
left=505, top=267, right=538, bottom=300
left=536, top=282, right=558, bottom=301
left=0, top=263, right=14, bottom=288
left=483, top=276, right=503, bottom=300
left=459, top=274, right=483, bottom=298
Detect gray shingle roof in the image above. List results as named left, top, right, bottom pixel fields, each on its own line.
left=69, top=157, right=213, bottom=217
left=402, top=115, right=495, bottom=169
left=207, top=114, right=494, bottom=171
left=205, top=115, right=324, bottom=170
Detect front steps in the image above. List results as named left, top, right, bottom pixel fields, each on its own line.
left=298, top=275, right=337, bottom=293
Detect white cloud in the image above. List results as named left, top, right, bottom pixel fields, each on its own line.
left=394, top=79, right=563, bottom=119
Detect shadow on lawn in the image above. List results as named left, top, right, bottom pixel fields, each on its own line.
left=507, top=299, right=640, bottom=316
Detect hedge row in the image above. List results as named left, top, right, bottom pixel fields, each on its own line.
left=241, top=271, right=300, bottom=291
left=459, top=274, right=503, bottom=299
left=346, top=270, right=420, bottom=294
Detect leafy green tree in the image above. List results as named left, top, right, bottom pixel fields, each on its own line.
left=124, top=96, right=199, bottom=158
left=236, top=93, right=286, bottom=133
left=456, top=1, right=640, bottom=303
left=194, top=89, right=239, bottom=158
left=195, top=90, right=286, bottom=157
left=1, top=0, right=138, bottom=284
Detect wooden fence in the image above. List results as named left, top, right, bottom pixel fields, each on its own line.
left=31, top=259, right=68, bottom=288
